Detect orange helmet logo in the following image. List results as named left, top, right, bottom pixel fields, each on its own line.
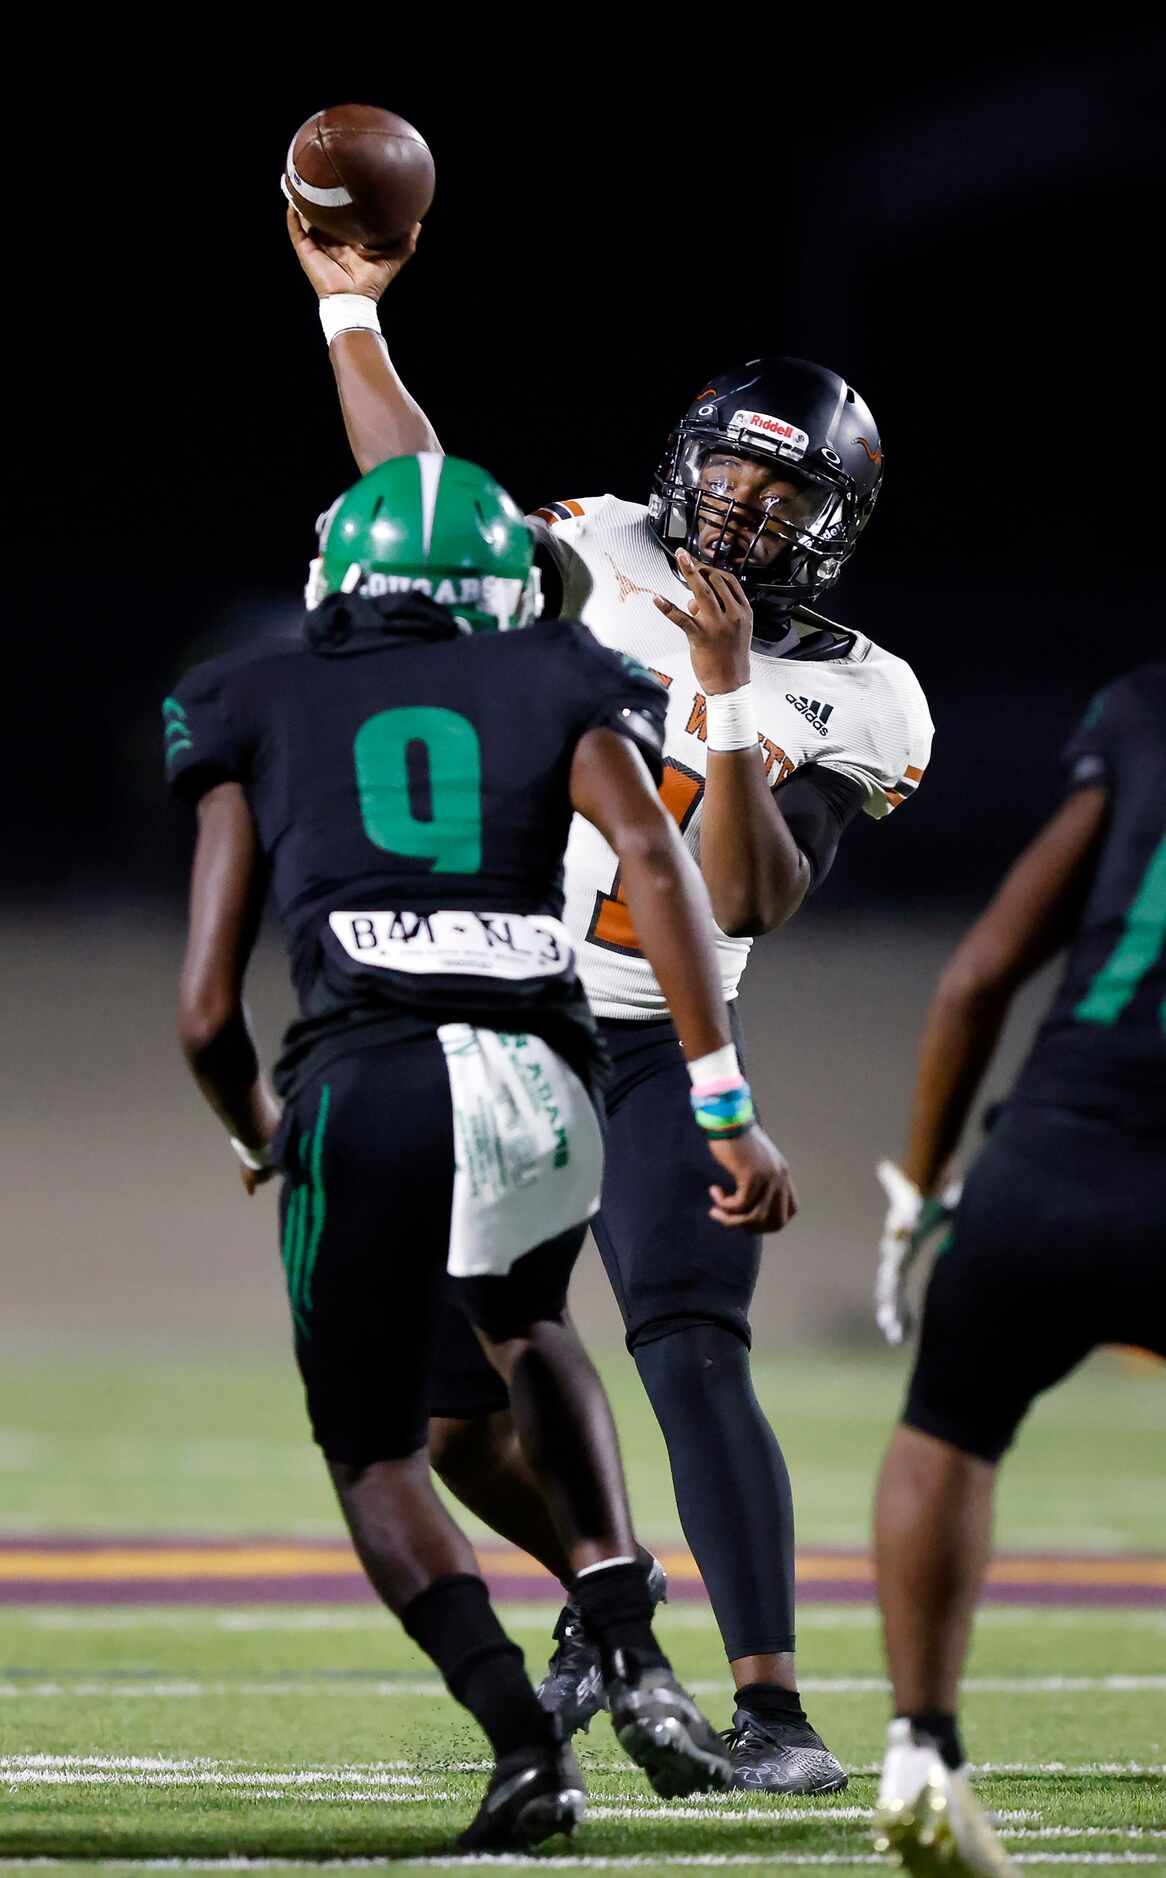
left=854, top=436, right=883, bottom=465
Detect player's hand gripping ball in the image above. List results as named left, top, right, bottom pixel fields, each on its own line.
left=284, top=104, right=435, bottom=250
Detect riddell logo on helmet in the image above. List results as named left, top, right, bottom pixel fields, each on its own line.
left=727, top=410, right=809, bottom=463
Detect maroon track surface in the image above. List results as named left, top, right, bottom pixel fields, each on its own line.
left=2, top=1537, right=1163, bottom=1607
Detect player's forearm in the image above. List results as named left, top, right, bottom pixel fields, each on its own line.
left=700, top=749, right=809, bottom=937
left=329, top=329, right=441, bottom=472
left=180, top=1004, right=280, bottom=1151
left=901, top=968, right=1013, bottom=1192
left=902, top=786, right=1110, bottom=1190
left=619, top=829, right=732, bottom=1062
left=570, top=729, right=732, bottom=1061
left=179, top=783, right=279, bottom=1154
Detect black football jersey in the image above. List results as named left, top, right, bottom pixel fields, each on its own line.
left=164, top=595, right=667, bottom=1094
left=1012, top=664, right=1166, bottom=1129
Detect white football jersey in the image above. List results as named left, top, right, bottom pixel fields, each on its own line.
left=528, top=495, right=934, bottom=1021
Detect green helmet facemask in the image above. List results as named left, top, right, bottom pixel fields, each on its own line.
left=306, top=452, right=543, bottom=634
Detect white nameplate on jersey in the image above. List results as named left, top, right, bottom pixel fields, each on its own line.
left=328, top=910, right=576, bottom=980
left=440, top=1024, right=602, bottom=1278
left=727, top=409, right=809, bottom=462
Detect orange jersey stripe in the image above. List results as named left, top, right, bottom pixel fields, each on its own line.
left=904, top=764, right=926, bottom=782
left=563, top=499, right=585, bottom=517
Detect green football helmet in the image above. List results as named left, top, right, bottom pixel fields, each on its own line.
left=306, top=452, right=542, bottom=633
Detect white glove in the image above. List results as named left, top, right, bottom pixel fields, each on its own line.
left=875, top=1160, right=962, bottom=1346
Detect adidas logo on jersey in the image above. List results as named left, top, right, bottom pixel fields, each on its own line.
left=786, top=694, right=835, bottom=737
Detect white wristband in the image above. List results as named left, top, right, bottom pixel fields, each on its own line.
left=687, top=1043, right=741, bottom=1088
left=319, top=294, right=384, bottom=346
left=704, top=684, right=759, bottom=753
left=230, top=1137, right=272, bottom=1173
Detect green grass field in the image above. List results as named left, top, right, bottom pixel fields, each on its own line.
left=0, top=1349, right=1162, bottom=1873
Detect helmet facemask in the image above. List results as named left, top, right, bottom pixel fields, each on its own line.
left=305, top=496, right=344, bottom=610
left=465, top=567, right=544, bottom=633
left=651, top=433, right=863, bottom=605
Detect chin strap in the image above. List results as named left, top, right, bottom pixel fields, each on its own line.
left=749, top=616, right=802, bottom=657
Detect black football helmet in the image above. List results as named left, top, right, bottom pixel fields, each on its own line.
left=648, top=356, right=884, bottom=612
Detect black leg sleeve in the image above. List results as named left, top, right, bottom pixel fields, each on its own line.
left=632, top=1322, right=796, bottom=1660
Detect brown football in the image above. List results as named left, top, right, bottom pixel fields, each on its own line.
left=284, top=104, right=435, bottom=249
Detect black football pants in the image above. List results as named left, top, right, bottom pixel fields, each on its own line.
left=275, top=1040, right=585, bottom=1465
left=431, top=1010, right=798, bottom=1662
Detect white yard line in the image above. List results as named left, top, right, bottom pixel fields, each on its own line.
left=0, top=1858, right=828, bottom=1872
left=594, top=1761, right=1165, bottom=1778
left=720, top=1677, right=1166, bottom=1695
left=586, top=1807, right=866, bottom=1824
left=968, top=1762, right=1166, bottom=1776
left=0, top=1855, right=1161, bottom=1870
left=9, top=1749, right=1161, bottom=1778
left=0, top=1757, right=412, bottom=1773
left=1, top=1674, right=1163, bottom=1698
left=0, top=1768, right=1033, bottom=1822
left=1006, top=1831, right=1166, bottom=1842
left=0, top=1757, right=411, bottom=1775
left=0, top=1762, right=1035, bottom=1825
left=723, top=1677, right=1166, bottom=1694
left=4, top=1759, right=1159, bottom=1838
left=0, top=1679, right=445, bottom=1697
left=0, top=1772, right=437, bottom=1791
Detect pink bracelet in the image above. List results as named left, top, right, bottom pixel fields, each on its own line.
left=690, top=1075, right=747, bottom=1099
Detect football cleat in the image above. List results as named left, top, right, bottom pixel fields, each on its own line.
left=537, top=1552, right=667, bottom=1736
left=873, top=1719, right=1018, bottom=1876
left=456, top=1736, right=586, bottom=1852
left=606, top=1649, right=734, bottom=1798
left=723, top=1706, right=849, bottom=1794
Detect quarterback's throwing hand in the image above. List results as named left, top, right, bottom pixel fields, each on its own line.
left=284, top=198, right=421, bottom=301
left=654, top=548, right=753, bottom=695
left=708, top=1128, right=798, bottom=1233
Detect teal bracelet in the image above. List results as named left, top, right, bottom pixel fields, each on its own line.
left=691, top=1082, right=755, bottom=1138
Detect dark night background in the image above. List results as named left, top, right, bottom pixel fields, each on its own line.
left=6, top=39, right=1165, bottom=1344
left=15, top=35, right=1165, bottom=907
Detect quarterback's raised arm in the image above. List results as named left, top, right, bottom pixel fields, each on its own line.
left=570, top=727, right=797, bottom=1233
left=287, top=205, right=441, bottom=470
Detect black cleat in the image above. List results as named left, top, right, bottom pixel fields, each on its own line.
left=456, top=1738, right=586, bottom=1852
left=537, top=1603, right=608, bottom=1736
left=606, top=1650, right=734, bottom=1798
left=723, top=1706, right=849, bottom=1794
left=537, top=1554, right=667, bottom=1737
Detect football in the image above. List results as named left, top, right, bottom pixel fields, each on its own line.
left=284, top=104, right=435, bottom=249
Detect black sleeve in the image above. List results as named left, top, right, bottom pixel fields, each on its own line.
left=1060, top=680, right=1126, bottom=793
left=534, top=544, right=565, bottom=621
left=554, top=619, right=669, bottom=785
left=773, top=763, right=866, bottom=891
left=163, top=660, right=250, bottom=805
